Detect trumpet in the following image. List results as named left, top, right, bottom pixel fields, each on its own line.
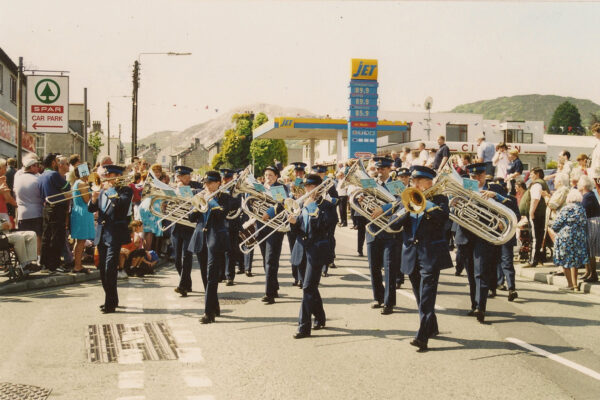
left=365, top=187, right=426, bottom=236
left=45, top=172, right=134, bottom=205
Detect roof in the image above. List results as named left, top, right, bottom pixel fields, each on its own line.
left=543, top=133, right=596, bottom=148
left=0, top=47, right=18, bottom=74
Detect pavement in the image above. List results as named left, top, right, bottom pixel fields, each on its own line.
left=0, top=226, right=599, bottom=399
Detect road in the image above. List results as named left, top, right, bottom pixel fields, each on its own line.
left=1, top=226, right=599, bottom=399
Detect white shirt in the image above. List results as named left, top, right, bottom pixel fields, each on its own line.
left=591, top=139, right=600, bottom=178
left=418, top=149, right=428, bottom=166
left=530, top=182, right=542, bottom=201
left=492, top=151, right=509, bottom=179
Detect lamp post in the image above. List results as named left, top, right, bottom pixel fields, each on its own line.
left=131, top=52, right=191, bottom=158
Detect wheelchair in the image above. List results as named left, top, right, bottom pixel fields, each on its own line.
left=0, top=232, right=23, bottom=281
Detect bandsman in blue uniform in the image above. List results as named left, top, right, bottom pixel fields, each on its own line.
left=366, top=157, right=398, bottom=315
left=188, top=171, right=232, bottom=324
left=221, top=168, right=241, bottom=286
left=288, top=174, right=333, bottom=339
left=258, top=166, right=290, bottom=304
left=236, top=168, right=254, bottom=277
left=88, top=165, right=133, bottom=314
left=172, top=165, right=203, bottom=297
left=394, top=167, right=411, bottom=289
left=391, top=165, right=453, bottom=352
left=311, top=165, right=338, bottom=276
left=288, top=162, right=307, bottom=287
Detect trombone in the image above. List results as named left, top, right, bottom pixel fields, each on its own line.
left=45, top=172, right=135, bottom=205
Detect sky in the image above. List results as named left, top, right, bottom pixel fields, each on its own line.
left=3, top=0, right=600, bottom=141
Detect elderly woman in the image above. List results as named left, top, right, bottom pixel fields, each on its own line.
left=549, top=189, right=588, bottom=292
left=578, top=175, right=600, bottom=283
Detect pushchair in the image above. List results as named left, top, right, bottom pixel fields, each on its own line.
left=516, top=220, right=531, bottom=262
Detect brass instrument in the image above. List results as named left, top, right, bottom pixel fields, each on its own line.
left=44, top=171, right=134, bottom=205
left=365, top=187, right=426, bottom=236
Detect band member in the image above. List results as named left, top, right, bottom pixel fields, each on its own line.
left=288, top=162, right=307, bottom=286
left=288, top=174, right=333, bottom=339
left=394, top=167, right=411, bottom=289
left=259, top=166, right=289, bottom=304
left=235, top=168, right=253, bottom=277
left=462, top=163, right=513, bottom=323
left=188, top=171, right=231, bottom=324
left=172, top=165, right=202, bottom=297
left=88, top=165, right=133, bottom=313
left=221, top=168, right=241, bottom=286
left=311, top=165, right=338, bottom=276
left=392, top=165, right=453, bottom=352
left=367, top=157, right=397, bottom=315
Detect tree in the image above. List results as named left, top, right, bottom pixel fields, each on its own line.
left=249, top=113, right=287, bottom=176
left=88, top=130, right=103, bottom=165
left=548, top=101, right=583, bottom=135
left=211, top=112, right=254, bottom=169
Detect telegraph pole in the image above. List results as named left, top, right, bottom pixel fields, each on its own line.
left=16, top=57, right=23, bottom=168
left=118, top=124, right=122, bottom=164
left=131, top=60, right=139, bottom=158
left=83, top=88, right=88, bottom=163
left=107, top=101, right=111, bottom=156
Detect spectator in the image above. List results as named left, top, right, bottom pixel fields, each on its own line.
left=400, top=146, right=412, bottom=168
left=575, top=153, right=589, bottom=175
left=14, top=155, right=43, bottom=256
left=336, top=169, right=348, bottom=227
left=122, top=220, right=147, bottom=277
left=0, top=159, right=17, bottom=229
left=590, top=123, right=600, bottom=178
left=515, top=181, right=527, bottom=205
left=547, top=174, right=570, bottom=215
left=66, top=154, right=81, bottom=186
left=129, top=173, right=143, bottom=219
left=578, top=175, right=600, bottom=283
left=455, top=154, right=472, bottom=177
left=70, top=166, right=95, bottom=274
left=546, top=150, right=572, bottom=183
left=432, top=135, right=450, bottom=173
left=426, top=149, right=436, bottom=168
left=476, top=135, right=496, bottom=176
left=519, top=167, right=548, bottom=267
left=39, top=154, right=70, bottom=273
left=0, top=211, right=38, bottom=274
left=417, top=142, right=428, bottom=166
left=548, top=189, right=589, bottom=292
left=139, top=164, right=164, bottom=251
left=570, top=168, right=583, bottom=189
left=390, top=151, right=402, bottom=168
left=96, top=156, right=113, bottom=178
left=492, top=143, right=509, bottom=179
left=5, top=158, right=16, bottom=220
left=506, top=149, right=523, bottom=195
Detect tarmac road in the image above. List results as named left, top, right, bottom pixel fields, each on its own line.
left=0, top=226, right=599, bottom=400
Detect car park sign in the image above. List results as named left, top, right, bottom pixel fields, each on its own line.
left=26, top=75, right=69, bottom=133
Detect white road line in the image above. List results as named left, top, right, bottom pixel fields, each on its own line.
left=117, top=348, right=143, bottom=365
left=118, top=370, right=144, bottom=389
left=183, top=370, right=213, bottom=387
left=172, top=329, right=197, bottom=345
left=346, top=267, right=446, bottom=311
left=506, top=337, right=600, bottom=381
left=178, top=347, right=205, bottom=363
left=187, top=396, right=216, bottom=400
left=116, top=396, right=145, bottom=400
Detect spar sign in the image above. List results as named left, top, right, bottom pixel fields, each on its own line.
left=26, top=76, right=69, bottom=133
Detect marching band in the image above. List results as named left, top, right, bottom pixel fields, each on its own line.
left=84, top=154, right=521, bottom=351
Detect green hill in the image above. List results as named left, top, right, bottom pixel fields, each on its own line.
left=451, top=94, right=600, bottom=128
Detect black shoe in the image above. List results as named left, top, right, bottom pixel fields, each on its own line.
left=329, top=263, right=337, bottom=269
left=261, top=295, right=275, bottom=304
left=174, top=287, right=188, bottom=297
left=584, top=276, right=599, bottom=283
left=498, top=284, right=508, bottom=291
left=474, top=309, right=485, bottom=323
left=216, top=306, right=221, bottom=317
left=508, top=290, right=518, bottom=302
left=380, top=306, right=393, bottom=315
left=298, top=281, right=303, bottom=289
left=236, top=270, right=244, bottom=275
left=312, top=321, right=325, bottom=330
left=370, top=301, right=382, bottom=309
left=395, top=282, right=402, bottom=289
left=358, top=252, right=364, bottom=257
left=292, top=281, right=298, bottom=286
left=488, top=289, right=496, bottom=298
left=293, top=331, right=311, bottom=339
left=245, top=271, right=253, bottom=277
left=466, top=309, right=476, bottom=316
left=200, top=314, right=215, bottom=324
left=410, top=338, right=428, bottom=352
left=454, top=269, right=463, bottom=276
left=429, top=329, right=440, bottom=338
left=102, top=307, right=116, bottom=314
left=226, top=279, right=234, bottom=286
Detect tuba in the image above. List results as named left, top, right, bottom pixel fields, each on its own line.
left=341, top=159, right=404, bottom=235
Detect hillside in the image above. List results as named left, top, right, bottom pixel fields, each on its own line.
left=451, top=94, right=600, bottom=127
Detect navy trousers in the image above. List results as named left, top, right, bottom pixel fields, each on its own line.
left=367, top=237, right=396, bottom=307
left=408, top=263, right=440, bottom=345
left=287, top=231, right=299, bottom=282
left=97, top=242, right=120, bottom=309
left=322, top=226, right=336, bottom=274
left=298, top=252, right=326, bottom=334
left=243, top=249, right=254, bottom=273
left=496, top=242, right=516, bottom=290
left=171, top=231, right=193, bottom=291
left=196, top=244, right=223, bottom=316
left=357, top=217, right=366, bottom=254
left=469, top=238, right=495, bottom=312
left=259, top=231, right=283, bottom=297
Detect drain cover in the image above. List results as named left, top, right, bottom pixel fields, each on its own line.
left=220, top=297, right=249, bottom=305
left=0, top=383, right=51, bottom=400
left=86, top=321, right=178, bottom=363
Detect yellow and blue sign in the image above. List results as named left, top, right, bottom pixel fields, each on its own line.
left=351, top=59, right=378, bottom=80
left=348, top=58, right=379, bottom=158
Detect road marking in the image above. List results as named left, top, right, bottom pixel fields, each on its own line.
left=187, top=396, right=216, bottom=400
left=118, top=371, right=144, bottom=389
left=173, top=329, right=197, bottom=344
left=116, top=396, right=145, bottom=400
left=178, top=347, right=205, bottom=363
left=346, top=268, right=446, bottom=311
left=506, top=337, right=600, bottom=381
left=183, top=370, right=213, bottom=387
left=117, top=348, right=144, bottom=364
left=124, top=303, right=144, bottom=313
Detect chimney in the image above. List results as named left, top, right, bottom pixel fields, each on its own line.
left=92, top=120, right=101, bottom=132
left=195, top=138, right=200, bottom=147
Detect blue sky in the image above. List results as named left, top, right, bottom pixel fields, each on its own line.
left=2, top=0, right=599, bottom=140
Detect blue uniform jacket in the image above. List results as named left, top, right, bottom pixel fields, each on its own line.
left=257, top=182, right=290, bottom=236
left=88, top=186, right=133, bottom=247
left=393, top=194, right=453, bottom=275
left=289, top=198, right=335, bottom=268
left=366, top=177, right=398, bottom=244
left=172, top=181, right=203, bottom=237
left=187, top=192, right=232, bottom=253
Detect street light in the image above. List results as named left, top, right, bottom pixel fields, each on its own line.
left=131, top=51, right=191, bottom=158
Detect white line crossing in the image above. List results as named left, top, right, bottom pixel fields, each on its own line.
left=183, top=370, right=213, bottom=387
left=118, top=370, right=144, bottom=389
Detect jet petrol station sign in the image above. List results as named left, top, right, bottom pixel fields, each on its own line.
left=26, top=75, right=69, bottom=133
left=348, top=58, right=378, bottom=159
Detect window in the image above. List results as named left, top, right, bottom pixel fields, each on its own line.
left=0, top=65, right=3, bottom=93
left=505, top=129, right=532, bottom=144
left=9, top=75, right=16, bottom=103
left=387, top=126, right=411, bottom=144
left=446, top=124, right=468, bottom=142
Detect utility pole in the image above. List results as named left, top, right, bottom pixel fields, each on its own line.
left=83, top=88, right=88, bottom=163
left=16, top=57, right=23, bottom=168
left=107, top=101, right=111, bottom=157
left=118, top=124, right=122, bottom=164
left=131, top=61, right=139, bottom=158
